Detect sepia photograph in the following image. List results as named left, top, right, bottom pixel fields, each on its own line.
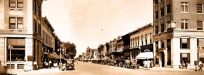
left=0, top=0, right=204, bottom=75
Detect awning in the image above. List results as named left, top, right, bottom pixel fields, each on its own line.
left=136, top=52, right=153, bottom=59
left=48, top=52, right=60, bottom=59
left=199, top=53, right=204, bottom=58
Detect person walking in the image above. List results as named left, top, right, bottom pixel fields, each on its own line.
left=34, top=61, right=38, bottom=70
left=198, top=61, right=203, bottom=71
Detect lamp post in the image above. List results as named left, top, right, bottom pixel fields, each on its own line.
left=8, top=45, right=13, bottom=72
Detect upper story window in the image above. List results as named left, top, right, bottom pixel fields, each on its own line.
left=154, top=0, right=158, bottom=5
left=9, top=17, right=24, bottom=29
left=160, top=8, right=165, bottom=17
left=181, top=2, right=189, bottom=13
left=197, top=21, right=203, bottom=30
left=167, top=4, right=171, bottom=14
left=197, top=4, right=204, bottom=13
left=181, top=19, right=189, bottom=29
left=161, top=40, right=165, bottom=48
left=9, top=0, right=24, bottom=8
left=155, top=11, right=159, bottom=19
left=145, top=34, right=147, bottom=45
left=155, top=26, right=159, bottom=34
left=180, top=38, right=190, bottom=49
left=160, top=23, right=165, bottom=32
left=17, top=0, right=23, bottom=8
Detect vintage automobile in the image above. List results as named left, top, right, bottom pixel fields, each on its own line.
left=64, top=59, right=75, bottom=70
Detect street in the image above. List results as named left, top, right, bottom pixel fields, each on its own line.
left=19, top=62, right=204, bottom=75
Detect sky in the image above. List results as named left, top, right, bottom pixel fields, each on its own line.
left=42, top=0, right=153, bottom=56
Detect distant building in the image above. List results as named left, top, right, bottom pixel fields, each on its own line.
left=153, top=0, right=204, bottom=68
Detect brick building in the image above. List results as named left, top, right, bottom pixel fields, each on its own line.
left=153, top=0, right=204, bottom=68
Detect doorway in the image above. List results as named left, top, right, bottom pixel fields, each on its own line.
left=161, top=52, right=165, bottom=67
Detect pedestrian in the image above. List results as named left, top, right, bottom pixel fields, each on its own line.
left=150, top=60, right=153, bottom=68
left=198, top=61, right=203, bottom=71
left=49, top=60, right=52, bottom=68
left=34, top=61, right=38, bottom=70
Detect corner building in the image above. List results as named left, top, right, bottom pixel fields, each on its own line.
left=0, top=0, right=44, bottom=70
left=153, top=0, right=204, bottom=68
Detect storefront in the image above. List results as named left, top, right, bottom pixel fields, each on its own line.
left=136, top=44, right=153, bottom=66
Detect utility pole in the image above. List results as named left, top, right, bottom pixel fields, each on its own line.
left=8, top=45, right=13, bottom=73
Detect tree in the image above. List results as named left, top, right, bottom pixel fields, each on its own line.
left=62, top=42, right=77, bottom=59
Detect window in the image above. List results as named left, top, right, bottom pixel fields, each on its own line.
left=161, top=40, right=165, bottom=48
left=17, top=17, right=23, bottom=29
left=161, top=23, right=165, bottom=32
left=198, top=39, right=204, bottom=47
left=150, top=33, right=152, bottom=44
left=160, top=8, right=164, bottom=17
left=180, top=38, right=190, bottom=49
left=9, top=17, right=24, bottom=29
left=17, top=0, right=23, bottom=8
left=197, top=4, right=204, bottom=13
left=167, top=4, right=171, bottom=14
left=154, top=0, right=158, bottom=5
left=9, top=0, right=23, bottom=8
left=145, top=34, right=147, bottom=45
left=180, top=53, right=190, bottom=63
left=181, top=19, right=188, bottom=29
left=9, top=17, right=16, bottom=29
left=155, top=26, right=159, bottom=34
left=155, top=11, right=159, bottom=19
left=7, top=38, right=25, bottom=61
left=9, top=0, right=16, bottom=8
left=197, top=21, right=203, bottom=30
left=141, top=36, right=143, bottom=45
left=181, top=2, right=189, bottom=13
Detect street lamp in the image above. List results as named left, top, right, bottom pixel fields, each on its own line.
left=8, top=45, right=13, bottom=72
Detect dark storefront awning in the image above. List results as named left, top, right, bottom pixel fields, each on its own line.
left=111, top=52, right=123, bottom=56
left=48, top=52, right=60, bottom=59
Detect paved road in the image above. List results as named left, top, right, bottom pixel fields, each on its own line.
left=20, top=62, right=204, bottom=75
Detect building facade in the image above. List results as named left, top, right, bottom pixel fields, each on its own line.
left=41, top=17, right=56, bottom=68
left=0, top=0, right=44, bottom=70
left=153, top=0, right=204, bottom=68
left=129, top=24, right=153, bottom=62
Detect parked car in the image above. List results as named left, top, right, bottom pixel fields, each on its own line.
left=62, top=59, right=75, bottom=70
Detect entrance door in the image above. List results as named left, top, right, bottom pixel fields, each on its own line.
left=161, top=52, right=165, bottom=67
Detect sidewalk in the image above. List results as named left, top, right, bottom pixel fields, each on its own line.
left=149, top=67, right=193, bottom=72
left=18, top=67, right=60, bottom=75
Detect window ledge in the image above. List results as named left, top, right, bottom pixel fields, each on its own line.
left=196, top=13, right=204, bottom=14
left=181, top=12, right=189, bottom=14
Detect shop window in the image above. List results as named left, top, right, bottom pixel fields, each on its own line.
left=180, top=53, right=190, bottom=63
left=7, top=38, right=25, bottom=61
left=180, top=38, right=190, bottom=49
